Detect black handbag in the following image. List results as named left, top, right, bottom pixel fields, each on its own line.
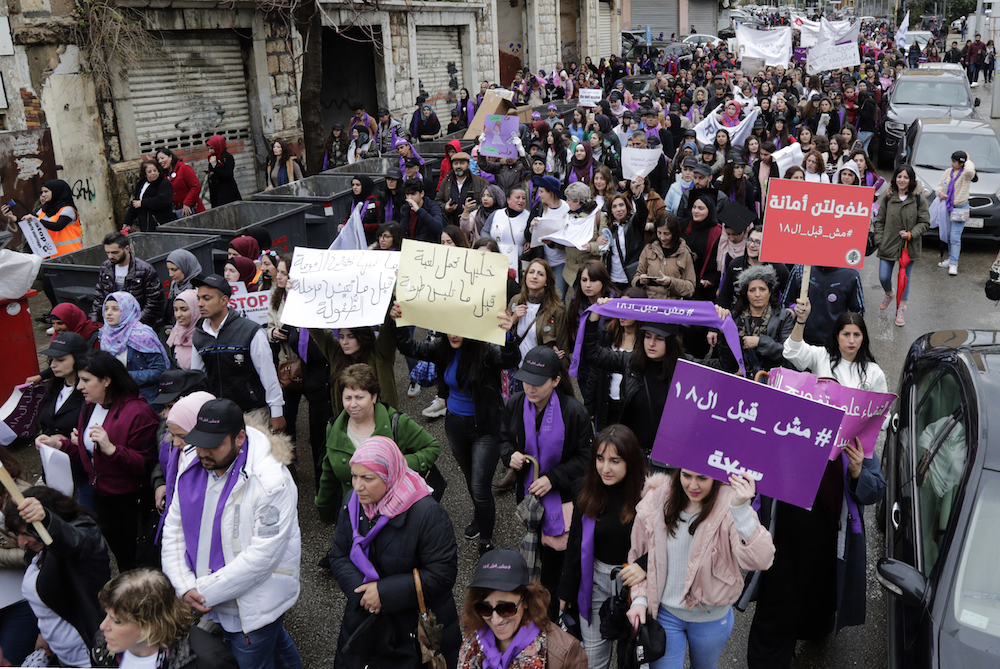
left=599, top=566, right=631, bottom=641
left=340, top=611, right=421, bottom=669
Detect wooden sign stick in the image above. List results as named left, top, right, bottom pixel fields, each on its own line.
left=0, top=465, right=53, bottom=545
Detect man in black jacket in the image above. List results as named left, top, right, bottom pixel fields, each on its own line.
left=401, top=178, right=446, bottom=242
left=500, top=346, right=591, bottom=615
left=89, top=231, right=164, bottom=327
left=436, top=152, right=488, bottom=227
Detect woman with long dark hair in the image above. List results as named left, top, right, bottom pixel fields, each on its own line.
left=634, top=213, right=696, bottom=299
left=461, top=183, right=504, bottom=244
left=508, top=258, right=570, bottom=378
left=683, top=193, right=724, bottom=301
left=308, top=321, right=397, bottom=417
left=122, top=160, right=175, bottom=233
left=584, top=286, right=643, bottom=431
left=155, top=148, right=204, bottom=217
left=265, top=138, right=304, bottom=189
left=599, top=183, right=650, bottom=291
left=323, top=122, right=350, bottom=170
left=558, top=425, right=648, bottom=668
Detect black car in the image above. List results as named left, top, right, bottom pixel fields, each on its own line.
left=876, top=330, right=1000, bottom=668
left=877, top=69, right=980, bottom=168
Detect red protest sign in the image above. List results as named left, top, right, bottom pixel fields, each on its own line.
left=759, top=179, right=874, bottom=268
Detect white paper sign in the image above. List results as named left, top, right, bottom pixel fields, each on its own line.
left=284, top=248, right=400, bottom=329
left=39, top=444, right=73, bottom=497
left=18, top=216, right=57, bottom=259
left=228, top=283, right=270, bottom=326
left=772, top=142, right=805, bottom=179
left=807, top=19, right=861, bottom=74
left=736, top=25, right=792, bottom=67
left=621, top=147, right=664, bottom=181
left=791, top=15, right=820, bottom=48
left=540, top=210, right=599, bottom=251
left=578, top=88, right=603, bottom=108
left=530, top=217, right=565, bottom=248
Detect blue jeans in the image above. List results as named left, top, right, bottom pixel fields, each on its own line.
left=879, top=258, right=914, bottom=301
left=651, top=606, right=735, bottom=669
left=444, top=412, right=500, bottom=540
left=858, top=130, right=874, bottom=152
left=223, top=615, right=302, bottom=669
left=0, top=600, right=38, bottom=666
left=949, top=218, right=967, bottom=264
left=551, top=263, right=568, bottom=300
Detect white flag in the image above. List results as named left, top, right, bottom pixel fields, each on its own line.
left=694, top=106, right=760, bottom=150
left=807, top=18, right=861, bottom=75
left=329, top=202, right=368, bottom=251
left=895, top=11, right=909, bottom=49
left=791, top=15, right=820, bottom=49
left=736, top=25, right=792, bottom=67
left=772, top=142, right=804, bottom=179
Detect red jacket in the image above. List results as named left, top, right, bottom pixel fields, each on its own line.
left=60, top=396, right=159, bottom=496
left=167, top=159, right=206, bottom=213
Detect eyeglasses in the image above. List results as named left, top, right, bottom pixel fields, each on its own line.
left=747, top=238, right=762, bottom=247
left=474, top=598, right=523, bottom=619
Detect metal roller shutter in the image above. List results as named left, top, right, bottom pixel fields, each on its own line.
left=128, top=32, right=258, bottom=200
left=630, top=0, right=678, bottom=41
left=416, top=27, right=464, bottom=121
left=687, top=0, right=717, bottom=36
left=599, top=1, right=614, bottom=60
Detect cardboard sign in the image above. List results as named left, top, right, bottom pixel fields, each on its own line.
left=396, top=239, right=508, bottom=345
left=481, top=115, right=520, bottom=159
left=769, top=368, right=896, bottom=459
left=578, top=88, right=603, bottom=108
left=621, top=147, right=664, bottom=180
left=651, top=361, right=846, bottom=509
left=759, top=179, right=874, bottom=268
left=284, top=248, right=400, bottom=329
left=464, top=91, right=517, bottom=139
left=18, top=216, right=57, bottom=259
left=0, top=383, right=46, bottom=439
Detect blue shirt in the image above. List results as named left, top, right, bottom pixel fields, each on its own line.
left=444, top=353, right=475, bottom=416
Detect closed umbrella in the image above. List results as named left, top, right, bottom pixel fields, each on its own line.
left=897, top=241, right=911, bottom=309
left=514, top=455, right=543, bottom=581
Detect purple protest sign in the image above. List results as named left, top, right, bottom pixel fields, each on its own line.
left=0, top=383, right=46, bottom=440
left=793, top=47, right=808, bottom=62
left=481, top=115, right=519, bottom=159
left=651, top=360, right=846, bottom=510
left=768, top=368, right=895, bottom=459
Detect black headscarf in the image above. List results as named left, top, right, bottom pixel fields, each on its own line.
left=595, top=114, right=613, bottom=134
left=667, top=113, right=686, bottom=148
left=40, top=179, right=76, bottom=217
left=352, top=175, right=375, bottom=204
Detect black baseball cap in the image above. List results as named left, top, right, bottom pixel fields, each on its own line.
left=154, top=369, right=209, bottom=406
left=40, top=332, right=88, bottom=358
left=726, top=151, right=747, bottom=166
left=184, top=399, right=245, bottom=450
left=404, top=156, right=422, bottom=168
left=640, top=322, right=679, bottom=338
left=681, top=156, right=698, bottom=169
left=191, top=274, right=232, bottom=297
left=469, top=549, right=530, bottom=591
left=719, top=201, right=756, bottom=234
left=693, top=163, right=713, bottom=177
left=513, top=346, right=562, bottom=385
left=386, top=167, right=403, bottom=180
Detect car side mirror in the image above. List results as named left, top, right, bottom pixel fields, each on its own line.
left=973, top=174, right=979, bottom=183
left=877, top=558, right=931, bottom=608
left=975, top=97, right=981, bottom=106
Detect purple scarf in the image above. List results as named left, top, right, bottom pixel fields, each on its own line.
left=100, top=291, right=170, bottom=366
left=348, top=492, right=390, bottom=583
left=155, top=437, right=182, bottom=544
left=476, top=622, right=541, bottom=669
left=945, top=166, right=964, bottom=212
left=457, top=99, right=475, bottom=126
left=176, top=441, right=249, bottom=573
left=297, top=328, right=309, bottom=362
left=523, top=392, right=566, bottom=536
left=577, top=515, right=596, bottom=622
left=569, top=299, right=746, bottom=376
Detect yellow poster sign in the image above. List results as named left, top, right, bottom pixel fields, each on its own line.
left=396, top=239, right=509, bottom=345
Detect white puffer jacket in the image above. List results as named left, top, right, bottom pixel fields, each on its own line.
left=162, top=423, right=300, bottom=633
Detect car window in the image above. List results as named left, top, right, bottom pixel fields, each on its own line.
left=913, top=369, right=969, bottom=576
left=893, top=80, right=971, bottom=107
left=952, top=475, right=1000, bottom=638
left=914, top=131, right=1000, bottom=171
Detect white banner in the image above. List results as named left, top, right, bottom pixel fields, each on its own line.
left=772, top=142, right=804, bottom=179
left=736, top=25, right=792, bottom=67
left=621, top=147, right=664, bottom=180
left=18, top=216, right=57, bottom=259
left=694, top=106, right=760, bottom=151
left=284, top=248, right=400, bottom=329
left=807, top=18, right=861, bottom=74
left=791, top=15, right=820, bottom=48
left=578, top=88, right=603, bottom=108
left=895, top=11, right=909, bottom=49
left=539, top=209, right=599, bottom=251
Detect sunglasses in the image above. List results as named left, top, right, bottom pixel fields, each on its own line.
left=474, top=598, right=523, bottom=618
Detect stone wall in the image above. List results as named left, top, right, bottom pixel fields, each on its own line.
left=265, top=18, right=303, bottom=139
left=474, top=0, right=498, bottom=84
left=537, top=0, right=560, bottom=71
left=388, top=11, right=413, bottom=113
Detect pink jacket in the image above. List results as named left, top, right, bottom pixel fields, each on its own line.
left=628, top=474, right=775, bottom=616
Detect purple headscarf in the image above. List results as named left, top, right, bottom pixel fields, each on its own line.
left=100, top=291, right=170, bottom=366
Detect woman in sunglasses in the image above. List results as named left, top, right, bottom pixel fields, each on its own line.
left=459, top=549, right=586, bottom=668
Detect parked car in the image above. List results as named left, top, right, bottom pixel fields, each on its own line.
left=620, top=75, right=659, bottom=100
left=895, top=118, right=1000, bottom=241
left=876, top=329, right=1000, bottom=669
left=877, top=68, right=979, bottom=168
left=684, top=33, right=723, bottom=48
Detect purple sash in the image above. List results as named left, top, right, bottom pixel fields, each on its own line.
left=176, top=441, right=249, bottom=573
left=578, top=515, right=596, bottom=622
left=155, top=436, right=181, bottom=544
left=523, top=392, right=566, bottom=536
left=477, top=622, right=540, bottom=669
left=348, top=492, right=390, bottom=583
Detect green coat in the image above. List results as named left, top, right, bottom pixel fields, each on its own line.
left=314, top=402, right=440, bottom=523
left=309, top=315, right=398, bottom=416
left=874, top=191, right=930, bottom=262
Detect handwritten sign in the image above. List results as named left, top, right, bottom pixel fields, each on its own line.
left=578, top=88, right=603, bottom=108
left=481, top=114, right=520, bottom=159
left=621, top=147, right=664, bottom=181
left=228, top=283, right=271, bottom=326
left=0, top=383, right=46, bottom=439
left=769, top=368, right=896, bottom=459
left=18, top=217, right=57, bottom=259
left=759, top=179, right=874, bottom=268
left=396, top=239, right=508, bottom=345
left=651, top=361, right=846, bottom=509
left=283, top=248, right=401, bottom=329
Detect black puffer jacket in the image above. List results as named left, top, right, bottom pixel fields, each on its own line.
left=89, top=254, right=164, bottom=328
left=329, top=495, right=460, bottom=669
left=122, top=177, right=176, bottom=232
left=92, top=628, right=238, bottom=669
left=732, top=308, right=795, bottom=375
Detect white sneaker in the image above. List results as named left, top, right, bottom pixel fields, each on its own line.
left=407, top=381, right=422, bottom=398
left=938, top=260, right=950, bottom=268
left=45, top=327, right=54, bottom=335
left=422, top=396, right=447, bottom=418
left=949, top=263, right=958, bottom=276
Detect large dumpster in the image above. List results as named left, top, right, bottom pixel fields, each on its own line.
left=413, top=138, right=475, bottom=156
left=41, top=232, right=219, bottom=313
left=156, top=202, right=310, bottom=258
left=252, top=175, right=386, bottom=249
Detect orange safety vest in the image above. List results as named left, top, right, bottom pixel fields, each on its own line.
left=38, top=205, right=82, bottom=256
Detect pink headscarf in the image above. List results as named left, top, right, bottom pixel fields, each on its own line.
left=166, top=289, right=200, bottom=370
left=166, top=391, right=216, bottom=433
left=350, top=436, right=431, bottom=520
left=721, top=100, right=742, bottom=127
